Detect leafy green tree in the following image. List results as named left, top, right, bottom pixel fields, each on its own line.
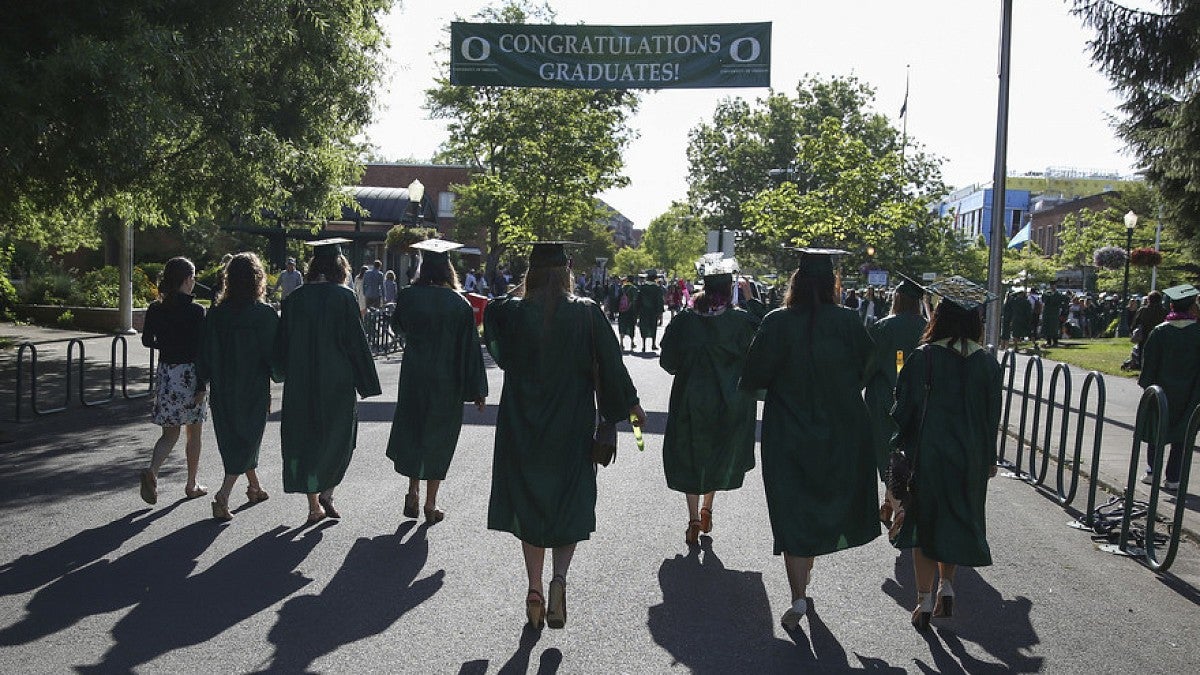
left=0, top=0, right=394, bottom=253
left=641, top=202, right=705, bottom=278
left=611, top=246, right=655, bottom=278
left=425, top=1, right=639, bottom=277
left=1071, top=0, right=1200, bottom=257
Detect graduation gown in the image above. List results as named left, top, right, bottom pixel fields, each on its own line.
left=1001, top=292, right=1032, bottom=340
left=890, top=341, right=1001, bottom=567
left=1138, top=320, right=1200, bottom=446
left=637, top=282, right=665, bottom=340
left=274, top=282, right=382, bottom=494
left=618, top=283, right=639, bottom=338
left=660, top=307, right=759, bottom=494
left=484, top=295, right=639, bottom=547
left=740, top=305, right=880, bottom=556
left=862, top=312, right=927, bottom=477
left=196, top=301, right=281, bottom=474
left=1040, top=291, right=1065, bottom=339
left=385, top=285, right=488, bottom=480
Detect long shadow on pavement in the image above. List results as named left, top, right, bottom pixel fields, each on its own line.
left=258, top=520, right=444, bottom=673
left=0, top=518, right=223, bottom=647
left=648, top=538, right=903, bottom=673
left=0, top=506, right=178, bottom=596
left=76, top=525, right=323, bottom=673
left=882, top=553, right=1043, bottom=673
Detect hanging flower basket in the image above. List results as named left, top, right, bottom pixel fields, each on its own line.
left=386, top=225, right=440, bottom=251
left=1130, top=247, right=1163, bottom=267
left=1093, top=246, right=1127, bottom=270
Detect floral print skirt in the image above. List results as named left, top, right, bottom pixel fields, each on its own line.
left=151, top=362, right=208, bottom=427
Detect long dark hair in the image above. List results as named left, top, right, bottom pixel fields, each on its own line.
left=158, top=257, right=195, bottom=302
left=414, top=256, right=461, bottom=290
left=782, top=270, right=837, bottom=311
left=217, top=253, right=266, bottom=306
left=306, top=254, right=350, bottom=284
left=890, top=291, right=921, bottom=316
left=921, top=301, right=983, bottom=353
left=517, top=265, right=573, bottom=325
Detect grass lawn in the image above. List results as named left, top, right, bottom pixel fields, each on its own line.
left=1012, top=337, right=1137, bottom=378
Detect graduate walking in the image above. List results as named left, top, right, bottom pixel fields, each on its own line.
left=275, top=239, right=382, bottom=525
left=196, top=253, right=280, bottom=521
left=886, top=276, right=1002, bottom=631
left=1137, top=284, right=1200, bottom=490
left=636, top=270, right=666, bottom=352
left=862, top=278, right=927, bottom=480
left=484, top=242, right=646, bottom=630
left=739, top=249, right=879, bottom=631
left=385, top=239, right=488, bottom=524
left=659, top=267, right=759, bottom=545
left=617, top=274, right=639, bottom=350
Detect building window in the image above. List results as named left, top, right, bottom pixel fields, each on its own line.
left=438, top=192, right=455, bottom=218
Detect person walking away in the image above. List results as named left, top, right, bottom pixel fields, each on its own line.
left=617, top=274, right=640, bottom=351
left=383, top=270, right=398, bottom=306
left=275, top=239, right=382, bottom=524
left=660, top=269, right=759, bottom=545
left=483, top=242, right=646, bottom=630
left=1125, top=291, right=1167, bottom=371
left=386, top=239, right=487, bottom=524
left=860, top=288, right=879, bottom=327
left=1137, top=285, right=1200, bottom=490
left=353, top=265, right=368, bottom=317
left=273, top=257, right=303, bottom=301
left=637, top=270, right=666, bottom=353
left=139, top=257, right=209, bottom=504
left=1040, top=283, right=1067, bottom=347
left=739, top=248, right=879, bottom=631
left=887, top=276, right=1002, bottom=631
left=862, top=278, right=927, bottom=481
left=196, top=253, right=281, bottom=521
left=1000, top=286, right=1033, bottom=351
left=362, top=260, right=385, bottom=309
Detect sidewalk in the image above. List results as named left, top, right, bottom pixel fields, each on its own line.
left=1005, top=350, right=1199, bottom=547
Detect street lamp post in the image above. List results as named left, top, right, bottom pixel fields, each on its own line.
left=1118, top=209, right=1137, bottom=337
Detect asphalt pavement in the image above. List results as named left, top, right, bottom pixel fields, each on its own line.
left=1, top=319, right=1199, bottom=673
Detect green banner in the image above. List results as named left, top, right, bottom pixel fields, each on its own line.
left=450, top=22, right=771, bottom=90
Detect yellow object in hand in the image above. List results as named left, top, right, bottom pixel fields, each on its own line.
left=896, top=350, right=905, bottom=374
left=631, top=414, right=645, bottom=451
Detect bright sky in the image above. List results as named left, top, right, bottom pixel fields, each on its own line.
left=363, top=0, right=1136, bottom=229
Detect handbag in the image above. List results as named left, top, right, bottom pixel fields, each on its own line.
left=586, top=303, right=618, bottom=467
left=884, top=345, right=935, bottom=510
left=1130, top=326, right=1145, bottom=345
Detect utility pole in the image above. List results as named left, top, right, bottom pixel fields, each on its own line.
left=984, top=0, right=1014, bottom=350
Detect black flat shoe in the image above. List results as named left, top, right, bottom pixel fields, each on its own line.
left=403, top=492, right=419, bottom=519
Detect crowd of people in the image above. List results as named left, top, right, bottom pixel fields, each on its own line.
left=134, top=241, right=1019, bottom=637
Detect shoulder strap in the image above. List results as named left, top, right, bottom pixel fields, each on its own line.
left=908, top=345, right=935, bottom=474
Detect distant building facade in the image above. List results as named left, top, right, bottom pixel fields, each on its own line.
left=937, top=186, right=1031, bottom=245
left=597, top=199, right=636, bottom=248
left=1029, top=191, right=1119, bottom=258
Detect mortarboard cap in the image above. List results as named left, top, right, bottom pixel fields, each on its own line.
left=411, top=238, right=464, bottom=263
left=923, top=275, right=998, bottom=311
left=519, top=241, right=579, bottom=269
left=305, top=238, right=351, bottom=261
left=784, top=247, right=848, bottom=278
left=894, top=274, right=925, bottom=300
left=644, top=269, right=659, bottom=280
left=1163, top=284, right=1199, bottom=303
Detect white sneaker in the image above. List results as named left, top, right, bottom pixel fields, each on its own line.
left=1164, top=480, right=1180, bottom=491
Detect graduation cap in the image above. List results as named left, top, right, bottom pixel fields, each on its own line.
left=783, top=247, right=849, bottom=278
left=517, top=241, right=580, bottom=269
left=894, top=274, right=926, bottom=300
left=699, top=256, right=737, bottom=288
left=304, top=238, right=352, bottom=261
left=411, top=238, right=464, bottom=263
left=643, top=269, right=659, bottom=280
left=922, top=275, right=998, bottom=311
left=1163, top=284, right=1199, bottom=303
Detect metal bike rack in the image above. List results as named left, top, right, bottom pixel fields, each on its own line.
left=112, top=335, right=154, bottom=400
left=1102, top=386, right=1168, bottom=561
left=12, top=336, right=154, bottom=421
left=997, top=349, right=1018, bottom=464
left=67, top=338, right=115, bottom=407
left=1141, top=401, right=1198, bottom=572
left=1064, top=371, right=1106, bottom=516
left=1012, top=356, right=1044, bottom=479
left=1031, top=363, right=1072, bottom=486
left=14, top=342, right=71, bottom=421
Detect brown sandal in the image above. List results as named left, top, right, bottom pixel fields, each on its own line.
left=246, top=486, right=270, bottom=503
left=686, top=519, right=702, bottom=545
left=526, top=589, right=545, bottom=629
left=699, top=506, right=713, bottom=533
left=403, top=492, right=419, bottom=519
left=547, top=575, right=567, bottom=629
left=424, top=506, right=444, bottom=525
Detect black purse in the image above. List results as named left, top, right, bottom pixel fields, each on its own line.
left=586, top=304, right=618, bottom=467
left=885, top=346, right=934, bottom=506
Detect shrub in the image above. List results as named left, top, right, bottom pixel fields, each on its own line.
left=138, top=262, right=165, bottom=286
left=0, top=245, right=18, bottom=320
left=56, top=309, right=75, bottom=327
left=20, top=270, right=80, bottom=306
left=77, top=267, right=122, bottom=308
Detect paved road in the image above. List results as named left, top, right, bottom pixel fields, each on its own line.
left=2, top=320, right=1200, bottom=673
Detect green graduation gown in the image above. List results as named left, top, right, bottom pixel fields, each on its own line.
left=385, top=285, right=488, bottom=480
left=862, top=312, right=927, bottom=478
left=1040, top=291, right=1065, bottom=340
left=196, top=301, right=281, bottom=475
left=274, top=282, right=382, bottom=494
left=890, top=341, right=1001, bottom=567
left=1138, top=320, right=1200, bottom=446
left=484, top=295, right=639, bottom=547
left=618, top=283, right=639, bottom=338
left=740, top=305, right=880, bottom=556
left=637, top=282, right=665, bottom=340
left=1003, top=292, right=1033, bottom=340
left=659, top=307, right=759, bottom=494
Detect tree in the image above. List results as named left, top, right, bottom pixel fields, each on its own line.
left=611, top=246, right=655, bottom=278
left=0, top=0, right=393, bottom=252
left=1071, top=0, right=1200, bottom=258
left=641, top=202, right=706, bottom=278
left=425, top=1, right=639, bottom=275
left=685, top=75, right=949, bottom=276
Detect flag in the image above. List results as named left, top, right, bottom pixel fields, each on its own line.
left=899, top=66, right=909, bottom=118
left=1007, top=222, right=1031, bottom=249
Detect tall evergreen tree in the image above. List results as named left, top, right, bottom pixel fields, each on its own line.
left=1072, top=0, right=1200, bottom=257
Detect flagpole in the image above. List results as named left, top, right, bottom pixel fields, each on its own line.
left=985, top=0, right=1014, bottom=351
left=900, top=65, right=910, bottom=180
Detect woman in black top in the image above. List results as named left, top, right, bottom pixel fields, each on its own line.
left=139, top=257, right=208, bottom=505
